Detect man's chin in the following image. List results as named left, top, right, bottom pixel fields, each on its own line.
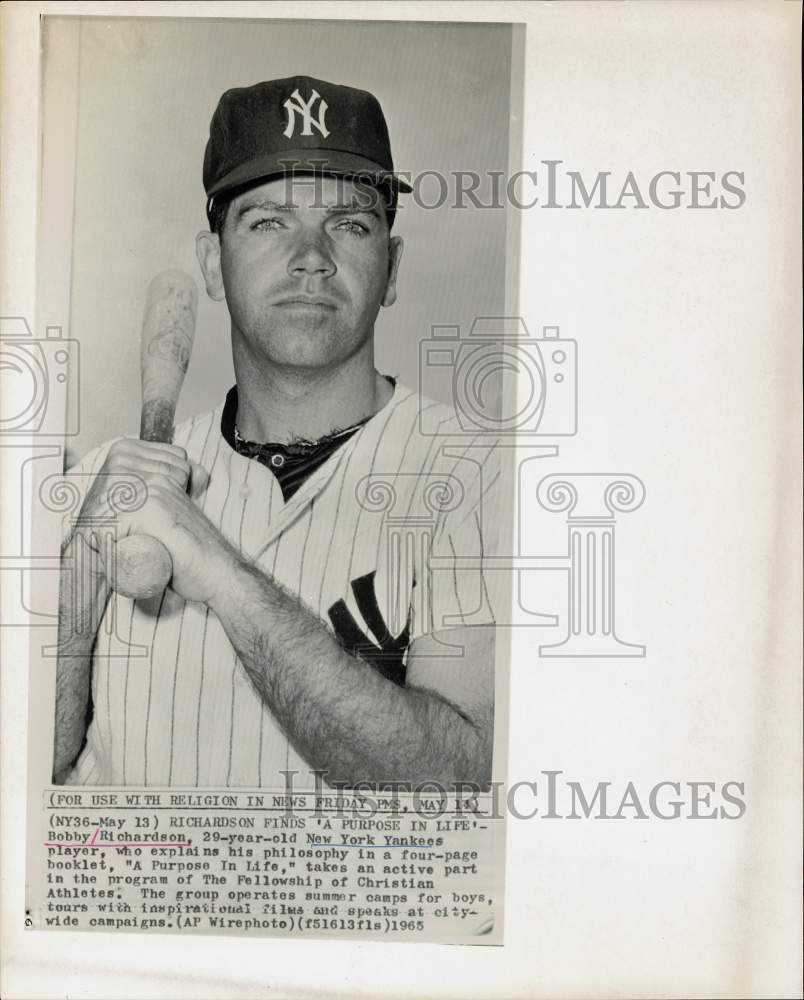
left=239, top=320, right=368, bottom=370
left=262, top=335, right=344, bottom=370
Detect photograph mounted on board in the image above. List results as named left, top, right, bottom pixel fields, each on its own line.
left=32, top=17, right=522, bottom=790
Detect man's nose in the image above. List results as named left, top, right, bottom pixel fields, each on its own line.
left=287, top=235, right=336, bottom=279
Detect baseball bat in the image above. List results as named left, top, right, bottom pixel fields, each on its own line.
left=109, top=270, right=198, bottom=599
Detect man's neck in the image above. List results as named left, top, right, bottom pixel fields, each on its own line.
left=232, top=352, right=394, bottom=446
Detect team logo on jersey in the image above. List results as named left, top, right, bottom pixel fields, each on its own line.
left=328, top=571, right=410, bottom=686
left=283, top=89, right=330, bottom=139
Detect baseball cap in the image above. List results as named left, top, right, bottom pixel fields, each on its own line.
left=203, top=75, right=412, bottom=206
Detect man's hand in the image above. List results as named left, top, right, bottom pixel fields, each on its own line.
left=78, top=439, right=239, bottom=606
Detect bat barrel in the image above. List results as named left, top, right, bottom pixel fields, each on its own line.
left=140, top=269, right=199, bottom=444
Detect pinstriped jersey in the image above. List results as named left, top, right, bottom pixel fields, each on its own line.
left=62, top=382, right=500, bottom=787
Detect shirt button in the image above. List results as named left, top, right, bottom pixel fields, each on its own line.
left=240, top=484, right=252, bottom=499
left=270, top=454, right=285, bottom=468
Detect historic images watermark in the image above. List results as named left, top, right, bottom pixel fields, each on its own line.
left=2, top=310, right=647, bottom=661
left=242, top=161, right=747, bottom=212
left=1, top=318, right=81, bottom=635
left=0, top=311, right=647, bottom=658
left=274, top=770, right=747, bottom=823
left=64, top=772, right=745, bottom=826
left=356, top=315, right=646, bottom=658
left=0, top=316, right=153, bottom=652
left=0, top=318, right=79, bottom=437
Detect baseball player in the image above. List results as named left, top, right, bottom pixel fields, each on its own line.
left=54, top=76, right=500, bottom=789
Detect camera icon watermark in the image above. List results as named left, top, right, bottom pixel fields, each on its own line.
left=418, top=316, right=577, bottom=437
left=0, top=317, right=79, bottom=436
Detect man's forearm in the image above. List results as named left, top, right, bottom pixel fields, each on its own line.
left=53, top=532, right=110, bottom=782
left=210, top=559, right=490, bottom=787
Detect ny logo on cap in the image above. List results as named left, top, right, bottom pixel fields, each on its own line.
left=283, top=88, right=330, bottom=139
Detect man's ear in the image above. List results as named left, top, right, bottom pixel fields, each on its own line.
left=196, top=231, right=225, bottom=302
left=381, top=235, right=404, bottom=308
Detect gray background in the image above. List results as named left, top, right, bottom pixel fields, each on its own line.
left=40, top=17, right=514, bottom=463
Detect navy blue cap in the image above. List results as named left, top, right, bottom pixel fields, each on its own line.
left=204, top=75, right=412, bottom=202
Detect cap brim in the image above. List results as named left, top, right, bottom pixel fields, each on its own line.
left=206, top=149, right=412, bottom=199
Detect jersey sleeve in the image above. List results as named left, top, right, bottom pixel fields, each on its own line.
left=410, top=440, right=504, bottom=642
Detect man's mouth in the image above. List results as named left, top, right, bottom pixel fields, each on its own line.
left=274, top=296, right=337, bottom=310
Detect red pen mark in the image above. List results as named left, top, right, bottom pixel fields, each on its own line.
left=45, top=826, right=191, bottom=849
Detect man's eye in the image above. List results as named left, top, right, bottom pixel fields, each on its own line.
left=334, top=219, right=369, bottom=236
left=250, top=217, right=285, bottom=231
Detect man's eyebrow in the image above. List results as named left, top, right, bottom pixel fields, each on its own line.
left=235, top=197, right=382, bottom=220
left=236, top=199, right=294, bottom=218
left=325, top=202, right=382, bottom=219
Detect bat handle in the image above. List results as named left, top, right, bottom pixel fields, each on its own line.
left=106, top=268, right=196, bottom=600
left=107, top=416, right=176, bottom=601
left=140, top=401, right=175, bottom=444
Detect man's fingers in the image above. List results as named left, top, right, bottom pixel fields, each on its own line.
left=112, top=479, right=173, bottom=540
left=105, top=445, right=191, bottom=488
left=86, top=440, right=201, bottom=526
left=114, top=439, right=188, bottom=461
left=141, top=460, right=191, bottom=488
left=107, top=439, right=189, bottom=468
left=100, top=462, right=189, bottom=492
left=188, top=460, right=210, bottom=497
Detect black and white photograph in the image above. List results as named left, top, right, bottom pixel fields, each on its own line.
left=42, top=17, right=518, bottom=792
left=1, top=2, right=801, bottom=998
left=19, top=11, right=519, bottom=952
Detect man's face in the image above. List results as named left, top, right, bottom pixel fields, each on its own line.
left=197, top=176, right=403, bottom=371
